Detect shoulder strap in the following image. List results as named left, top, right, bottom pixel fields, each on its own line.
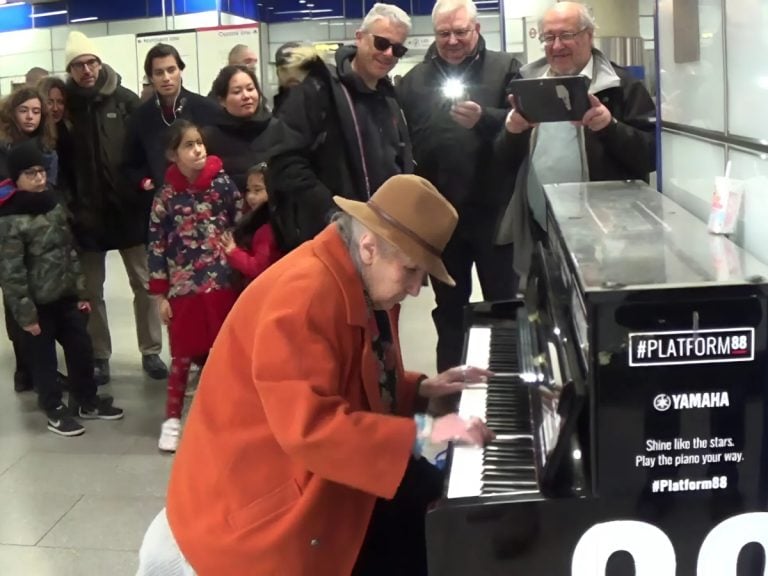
left=338, top=82, right=371, bottom=199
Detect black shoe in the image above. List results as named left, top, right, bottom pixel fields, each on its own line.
left=94, top=359, right=110, bottom=386
left=46, top=404, right=85, bottom=437
left=142, top=354, right=168, bottom=380
left=74, top=395, right=124, bottom=420
left=14, top=370, right=33, bottom=393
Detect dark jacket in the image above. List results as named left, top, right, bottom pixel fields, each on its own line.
left=203, top=108, right=282, bottom=194
left=123, top=87, right=222, bottom=193
left=55, top=121, right=76, bottom=205
left=0, top=180, right=85, bottom=327
left=65, top=64, right=142, bottom=251
left=495, top=49, right=657, bottom=278
left=397, top=36, right=520, bottom=211
left=268, top=45, right=414, bottom=251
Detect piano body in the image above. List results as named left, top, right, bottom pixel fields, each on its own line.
left=427, top=181, right=768, bottom=575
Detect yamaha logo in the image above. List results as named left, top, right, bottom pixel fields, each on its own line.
left=653, top=394, right=672, bottom=412
left=653, top=391, right=730, bottom=412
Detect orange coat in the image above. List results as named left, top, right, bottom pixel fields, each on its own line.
left=166, top=225, right=426, bottom=576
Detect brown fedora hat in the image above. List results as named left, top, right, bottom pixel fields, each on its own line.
left=333, top=175, right=458, bottom=286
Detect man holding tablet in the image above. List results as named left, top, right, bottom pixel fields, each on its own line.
left=496, top=1, right=656, bottom=282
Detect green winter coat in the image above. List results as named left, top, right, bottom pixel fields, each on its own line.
left=0, top=181, right=85, bottom=327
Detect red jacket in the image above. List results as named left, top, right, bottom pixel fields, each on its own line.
left=225, top=222, right=281, bottom=282
left=166, top=225, right=425, bottom=576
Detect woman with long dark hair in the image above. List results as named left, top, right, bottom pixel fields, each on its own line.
left=204, top=65, right=282, bottom=192
left=0, top=87, right=58, bottom=184
left=37, top=76, right=76, bottom=197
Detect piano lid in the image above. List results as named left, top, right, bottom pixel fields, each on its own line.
left=544, top=180, right=768, bottom=292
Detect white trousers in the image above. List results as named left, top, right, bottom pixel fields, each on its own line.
left=136, top=508, right=196, bottom=576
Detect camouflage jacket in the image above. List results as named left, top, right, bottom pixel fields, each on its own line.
left=0, top=179, right=86, bottom=327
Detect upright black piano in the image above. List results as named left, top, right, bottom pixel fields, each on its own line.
left=427, top=181, right=768, bottom=575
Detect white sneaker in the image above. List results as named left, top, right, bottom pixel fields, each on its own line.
left=158, top=418, right=181, bottom=452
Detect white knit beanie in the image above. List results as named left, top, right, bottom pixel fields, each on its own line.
left=64, top=31, right=102, bottom=70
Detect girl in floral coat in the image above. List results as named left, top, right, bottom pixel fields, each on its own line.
left=147, top=120, right=242, bottom=452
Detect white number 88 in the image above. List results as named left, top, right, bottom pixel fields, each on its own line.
left=572, top=513, right=768, bottom=575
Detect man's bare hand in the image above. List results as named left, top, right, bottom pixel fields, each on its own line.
left=450, top=101, right=483, bottom=129
left=580, top=94, right=613, bottom=132
left=504, top=94, right=534, bottom=134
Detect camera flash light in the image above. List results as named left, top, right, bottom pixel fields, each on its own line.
left=442, top=78, right=466, bottom=101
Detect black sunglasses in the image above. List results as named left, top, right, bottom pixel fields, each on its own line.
left=371, top=34, right=408, bottom=58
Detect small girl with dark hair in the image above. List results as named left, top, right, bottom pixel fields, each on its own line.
left=147, top=119, right=242, bottom=452
left=221, top=163, right=282, bottom=286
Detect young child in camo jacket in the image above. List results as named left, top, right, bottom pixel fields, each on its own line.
left=148, top=120, right=242, bottom=453
left=0, top=140, right=123, bottom=437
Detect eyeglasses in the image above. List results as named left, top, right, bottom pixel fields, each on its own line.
left=21, top=167, right=46, bottom=179
left=371, top=35, right=408, bottom=58
left=436, top=27, right=474, bottom=40
left=70, top=58, right=100, bottom=72
left=539, top=28, right=588, bottom=45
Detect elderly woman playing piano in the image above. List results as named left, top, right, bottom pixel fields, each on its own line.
left=135, top=175, right=494, bottom=576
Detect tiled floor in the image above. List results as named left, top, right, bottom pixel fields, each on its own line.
left=0, top=251, right=480, bottom=575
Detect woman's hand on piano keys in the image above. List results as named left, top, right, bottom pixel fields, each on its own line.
left=431, top=414, right=495, bottom=447
left=417, top=365, right=494, bottom=399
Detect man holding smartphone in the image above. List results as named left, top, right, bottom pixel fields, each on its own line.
left=398, top=0, right=521, bottom=373
left=497, top=1, right=657, bottom=283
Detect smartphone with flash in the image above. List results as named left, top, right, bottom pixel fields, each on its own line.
left=505, top=75, right=591, bottom=123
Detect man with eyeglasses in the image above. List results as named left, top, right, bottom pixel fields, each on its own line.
left=269, top=3, right=414, bottom=252
left=64, top=31, right=167, bottom=385
left=397, top=0, right=522, bottom=373
left=496, top=2, right=656, bottom=282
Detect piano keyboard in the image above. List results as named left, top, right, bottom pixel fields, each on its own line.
left=446, top=324, right=539, bottom=499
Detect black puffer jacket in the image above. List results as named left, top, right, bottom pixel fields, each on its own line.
left=123, top=87, right=222, bottom=192
left=203, top=107, right=283, bottom=193
left=397, top=36, right=520, bottom=211
left=66, top=64, right=142, bottom=251
left=268, top=46, right=413, bottom=251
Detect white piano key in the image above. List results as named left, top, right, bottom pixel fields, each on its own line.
left=447, top=327, right=491, bottom=499
left=465, top=326, right=491, bottom=370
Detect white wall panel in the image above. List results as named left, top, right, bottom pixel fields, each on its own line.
left=0, top=28, right=51, bottom=55
left=661, top=132, right=725, bottom=222
left=170, top=11, right=219, bottom=29
left=727, top=149, right=768, bottom=264
left=725, top=0, right=768, bottom=140
left=0, top=51, right=54, bottom=78
left=107, top=17, right=165, bottom=36
left=50, top=23, right=108, bottom=47
left=658, top=0, right=724, bottom=131
left=220, top=13, right=257, bottom=25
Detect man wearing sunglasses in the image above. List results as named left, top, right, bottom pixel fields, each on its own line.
left=495, top=2, right=656, bottom=282
left=269, top=3, right=414, bottom=252
left=397, top=0, right=522, bottom=373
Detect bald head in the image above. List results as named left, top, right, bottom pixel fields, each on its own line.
left=228, top=44, right=258, bottom=72
left=25, top=67, right=49, bottom=86
left=539, top=2, right=595, bottom=76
